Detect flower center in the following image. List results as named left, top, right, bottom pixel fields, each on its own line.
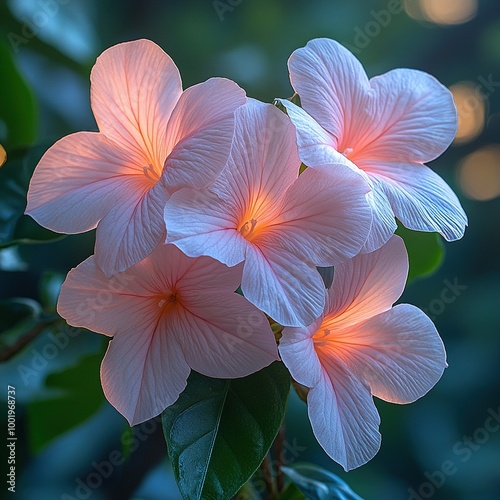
left=341, top=147, right=354, bottom=158
left=143, top=164, right=161, bottom=183
left=239, top=218, right=258, bottom=239
left=158, top=292, right=177, bottom=309
left=312, top=327, right=332, bottom=347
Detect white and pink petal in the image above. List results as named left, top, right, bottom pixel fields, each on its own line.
left=326, top=235, right=408, bottom=329
left=163, top=78, right=246, bottom=192
left=356, top=69, right=457, bottom=164
left=95, top=180, right=169, bottom=277
left=307, top=356, right=381, bottom=471
left=165, top=188, right=247, bottom=267
left=101, top=320, right=190, bottom=426
left=212, top=99, right=300, bottom=211
left=57, top=256, right=157, bottom=336
left=279, top=319, right=324, bottom=388
left=172, top=292, right=279, bottom=379
left=362, top=187, right=397, bottom=253
left=288, top=38, right=371, bottom=145
left=242, top=244, right=326, bottom=327
left=337, top=304, right=447, bottom=404
left=90, top=39, right=182, bottom=169
left=273, top=165, right=372, bottom=265
left=367, top=163, right=467, bottom=241
left=26, top=132, right=149, bottom=234
left=273, top=100, right=348, bottom=171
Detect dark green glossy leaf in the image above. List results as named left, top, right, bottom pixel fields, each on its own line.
left=0, top=143, right=63, bottom=249
left=27, top=352, right=105, bottom=452
left=0, top=41, right=37, bottom=148
left=162, top=361, right=291, bottom=500
left=282, top=463, right=364, bottom=500
left=396, top=224, right=445, bottom=284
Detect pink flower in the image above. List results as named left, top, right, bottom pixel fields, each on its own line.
left=164, top=99, right=373, bottom=327
left=279, top=235, right=447, bottom=471
left=57, top=243, right=279, bottom=426
left=26, top=39, right=246, bottom=277
left=279, top=38, right=467, bottom=251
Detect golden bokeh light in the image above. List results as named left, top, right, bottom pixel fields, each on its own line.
left=406, top=0, right=477, bottom=25
left=0, top=144, right=6, bottom=167
left=457, top=145, right=500, bottom=201
left=450, top=82, right=486, bottom=144
left=404, top=0, right=424, bottom=21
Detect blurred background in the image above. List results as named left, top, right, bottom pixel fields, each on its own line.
left=1, top=0, right=499, bottom=498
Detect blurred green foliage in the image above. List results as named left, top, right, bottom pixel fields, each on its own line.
left=0, top=41, right=37, bottom=148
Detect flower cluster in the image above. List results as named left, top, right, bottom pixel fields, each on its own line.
left=26, top=38, right=466, bottom=470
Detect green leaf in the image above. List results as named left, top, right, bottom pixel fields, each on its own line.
left=162, top=361, right=291, bottom=500
left=27, top=352, right=105, bottom=452
left=0, top=40, right=37, bottom=148
left=281, top=463, right=364, bottom=500
left=0, top=143, right=64, bottom=249
left=396, top=224, right=445, bottom=283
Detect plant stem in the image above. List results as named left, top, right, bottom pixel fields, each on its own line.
left=0, top=318, right=58, bottom=361
left=260, top=452, right=276, bottom=498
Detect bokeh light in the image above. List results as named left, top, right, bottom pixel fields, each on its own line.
left=457, top=145, right=500, bottom=201
left=405, top=0, right=478, bottom=25
left=450, top=82, right=486, bottom=144
left=0, top=144, right=6, bottom=167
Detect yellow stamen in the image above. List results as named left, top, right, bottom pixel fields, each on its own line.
left=313, top=328, right=332, bottom=347
left=143, top=164, right=160, bottom=183
left=239, top=218, right=258, bottom=239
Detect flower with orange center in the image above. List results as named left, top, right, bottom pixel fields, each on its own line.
left=26, top=39, right=246, bottom=277
left=57, top=243, right=278, bottom=426
left=279, top=236, right=447, bottom=471
left=279, top=38, right=467, bottom=251
left=165, top=99, right=373, bottom=327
